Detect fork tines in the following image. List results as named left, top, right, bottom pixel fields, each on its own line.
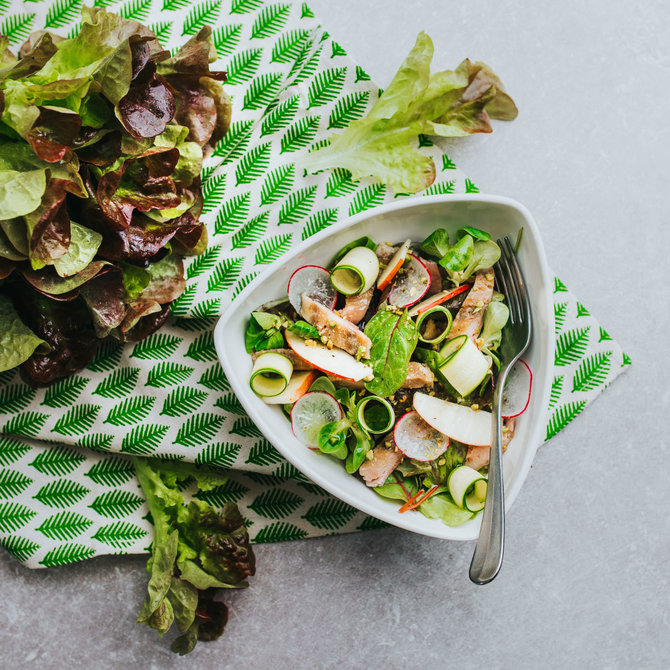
left=495, top=236, right=528, bottom=326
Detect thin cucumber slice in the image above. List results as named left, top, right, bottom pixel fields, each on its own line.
left=416, top=305, right=453, bottom=344
left=291, top=391, right=343, bottom=446
left=356, top=396, right=394, bottom=434
left=330, top=246, right=379, bottom=295
left=447, top=465, right=488, bottom=512
left=249, top=352, right=293, bottom=397
left=438, top=335, right=490, bottom=397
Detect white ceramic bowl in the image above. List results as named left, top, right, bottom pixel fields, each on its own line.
left=215, top=194, right=554, bottom=540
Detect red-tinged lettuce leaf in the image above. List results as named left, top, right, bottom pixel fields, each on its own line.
left=141, top=254, right=185, bottom=304
left=80, top=267, right=126, bottom=337
left=0, top=258, right=16, bottom=280
left=170, top=220, right=207, bottom=257
left=13, top=286, right=96, bottom=385
left=117, top=64, right=176, bottom=140
left=113, top=301, right=170, bottom=342
left=3, top=32, right=58, bottom=79
left=303, top=32, right=517, bottom=193
left=0, top=36, right=16, bottom=72
left=21, top=259, right=110, bottom=296
left=27, top=106, right=82, bottom=163
left=119, top=298, right=162, bottom=333
left=75, top=130, right=122, bottom=166
left=0, top=292, right=49, bottom=373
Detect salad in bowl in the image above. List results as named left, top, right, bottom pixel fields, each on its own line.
left=243, top=226, right=532, bottom=527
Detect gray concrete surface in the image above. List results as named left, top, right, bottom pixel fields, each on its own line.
left=2, top=1, right=668, bottom=668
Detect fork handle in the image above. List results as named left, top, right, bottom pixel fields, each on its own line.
left=469, top=365, right=508, bottom=585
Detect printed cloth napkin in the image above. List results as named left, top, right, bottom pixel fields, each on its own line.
left=0, top=0, right=629, bottom=568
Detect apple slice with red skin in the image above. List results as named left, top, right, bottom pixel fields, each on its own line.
left=262, top=370, right=319, bottom=405
left=377, top=239, right=411, bottom=290
left=285, top=330, right=373, bottom=382
left=408, top=284, right=470, bottom=317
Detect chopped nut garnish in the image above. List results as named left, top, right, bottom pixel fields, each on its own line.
left=365, top=450, right=375, bottom=461
left=437, top=458, right=446, bottom=466
left=326, top=341, right=333, bottom=350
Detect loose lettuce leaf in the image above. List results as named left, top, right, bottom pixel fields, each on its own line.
left=439, top=235, right=501, bottom=285
left=0, top=168, right=46, bottom=219
left=141, top=254, right=186, bottom=304
left=420, top=228, right=450, bottom=258
left=80, top=268, right=126, bottom=337
left=479, top=300, right=509, bottom=351
left=303, top=32, right=517, bottom=193
left=0, top=218, right=29, bottom=256
left=288, top=320, right=320, bottom=340
left=21, top=260, right=109, bottom=296
left=418, top=493, right=475, bottom=526
left=0, top=226, right=26, bottom=261
left=364, top=309, right=418, bottom=396
left=245, top=313, right=285, bottom=353
left=0, top=293, right=48, bottom=372
left=53, top=221, right=102, bottom=277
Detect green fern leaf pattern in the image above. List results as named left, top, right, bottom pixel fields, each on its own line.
left=150, top=21, right=172, bottom=43
left=287, top=38, right=320, bottom=83
left=598, top=327, right=612, bottom=343
left=328, top=90, right=369, bottom=129
left=2, top=411, right=48, bottom=438
left=545, top=401, right=587, bottom=441
left=260, top=163, right=295, bottom=205
left=40, top=543, right=96, bottom=567
left=89, top=490, right=144, bottom=518
left=195, top=479, right=248, bottom=505
left=232, top=272, right=258, bottom=298
left=298, top=482, right=329, bottom=496
left=226, top=47, right=263, bottom=85
left=301, top=208, right=338, bottom=240
left=213, top=393, right=245, bottom=414
left=29, top=445, right=85, bottom=477
left=121, top=424, right=169, bottom=455
left=37, top=511, right=92, bottom=541
left=554, top=303, right=567, bottom=333
left=278, top=185, right=317, bottom=225
left=0, top=437, right=31, bottom=467
left=300, top=1, right=314, bottom=17
left=349, top=184, right=386, bottom=216
left=442, top=154, right=457, bottom=170
left=85, top=456, right=135, bottom=487
left=231, top=212, right=269, bottom=248
left=0, top=503, right=36, bottom=532
left=418, top=134, right=433, bottom=147
left=271, top=29, right=308, bottom=63
left=622, top=352, right=632, bottom=367
left=161, top=387, right=209, bottom=417
left=87, top=339, right=123, bottom=372
left=93, top=368, right=139, bottom=399
left=162, top=0, right=188, bottom=9
left=424, top=180, right=455, bottom=196
left=555, top=327, right=590, bottom=367
left=253, top=521, right=307, bottom=543
left=355, top=64, right=371, bottom=82
left=1, top=13, right=36, bottom=44
left=186, top=244, right=221, bottom=279
left=254, top=233, right=292, bottom=264
left=195, top=442, right=241, bottom=468
left=76, top=433, right=114, bottom=452
left=330, top=40, right=347, bottom=58
left=572, top=352, right=612, bottom=392
left=576, top=302, right=590, bottom=317
left=235, top=142, right=272, bottom=185
left=174, top=414, right=225, bottom=447
left=280, top=115, right=320, bottom=153
left=230, top=417, right=262, bottom=438
left=175, top=316, right=218, bottom=332
left=119, top=0, right=151, bottom=21
left=358, top=516, right=389, bottom=531
left=243, top=71, right=283, bottom=111
left=198, top=364, right=230, bottom=392
left=182, top=0, right=221, bottom=35
left=146, top=362, right=194, bottom=388
left=251, top=3, right=290, bottom=39
left=0, top=536, right=40, bottom=562
left=0, top=370, right=15, bottom=386
left=0, top=469, right=33, bottom=499
left=93, top=521, right=148, bottom=548
left=274, top=462, right=307, bottom=481
left=249, top=489, right=304, bottom=519
left=33, top=480, right=90, bottom=508
left=465, top=178, right=480, bottom=193
left=302, top=499, right=357, bottom=530
left=130, top=333, right=181, bottom=360
left=230, top=0, right=262, bottom=13
left=206, top=257, right=244, bottom=292
left=549, top=376, right=564, bottom=408
left=191, top=298, right=222, bottom=317
left=554, top=277, right=568, bottom=293
left=170, top=284, right=197, bottom=316
left=0, top=384, right=36, bottom=413
left=325, top=168, right=356, bottom=198
left=212, top=120, right=254, bottom=163
left=245, top=471, right=285, bottom=487
left=261, top=95, right=299, bottom=136
left=185, top=332, right=217, bottom=362
left=245, top=439, right=283, bottom=466
left=52, top=404, right=100, bottom=437
left=202, top=172, right=226, bottom=213
left=214, top=192, right=251, bottom=234
left=42, top=376, right=88, bottom=408
left=104, top=396, right=156, bottom=426
left=212, top=23, right=242, bottom=57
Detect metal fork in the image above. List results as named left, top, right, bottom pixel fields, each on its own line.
left=469, top=236, right=532, bottom=585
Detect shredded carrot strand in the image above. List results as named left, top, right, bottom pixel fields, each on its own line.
left=399, top=489, right=425, bottom=513
left=405, top=485, right=439, bottom=511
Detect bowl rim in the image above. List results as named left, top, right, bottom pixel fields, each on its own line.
left=215, top=193, right=554, bottom=540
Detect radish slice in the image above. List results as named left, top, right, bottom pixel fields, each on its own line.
left=388, top=254, right=430, bottom=308
left=408, top=284, right=470, bottom=317
left=287, top=265, right=337, bottom=315
left=291, top=391, right=342, bottom=446
left=263, top=370, right=319, bottom=405
left=413, top=392, right=492, bottom=447
left=501, top=359, right=532, bottom=418
left=394, top=411, right=450, bottom=462
left=285, top=329, right=373, bottom=382
left=377, top=239, right=411, bottom=290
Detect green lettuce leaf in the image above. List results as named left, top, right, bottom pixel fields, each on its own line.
left=303, top=32, right=517, bottom=193
left=52, top=221, right=102, bottom=277
left=418, top=493, right=475, bottom=526
left=0, top=293, right=49, bottom=372
left=479, top=300, right=509, bottom=350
